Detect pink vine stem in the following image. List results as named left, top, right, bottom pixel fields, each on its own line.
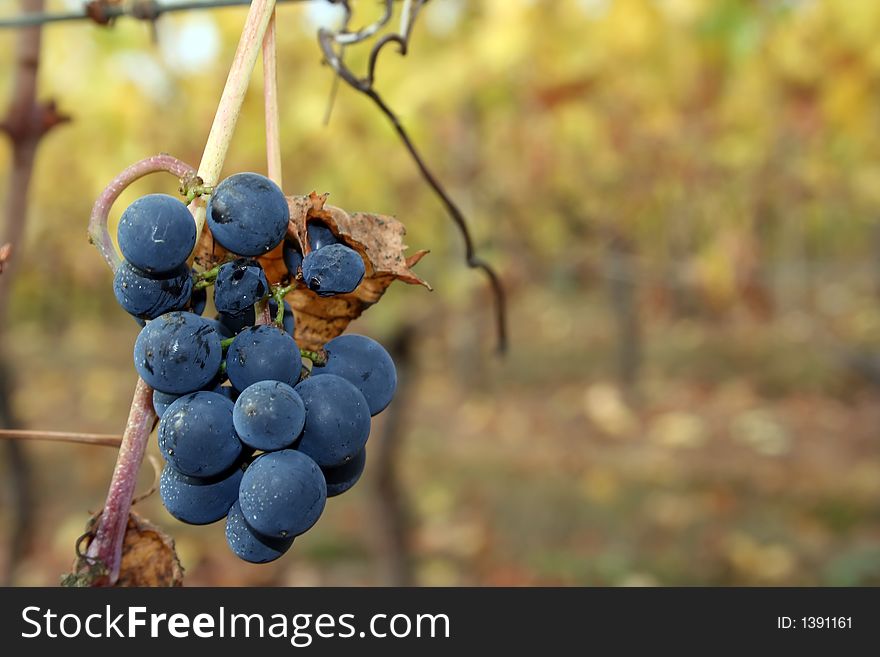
left=83, top=377, right=155, bottom=584
left=84, top=0, right=278, bottom=586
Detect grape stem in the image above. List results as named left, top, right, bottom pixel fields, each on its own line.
left=270, top=283, right=293, bottom=327
left=88, top=154, right=196, bottom=273
left=263, top=10, right=282, bottom=188
left=85, top=0, right=279, bottom=586
left=81, top=377, right=156, bottom=586
left=193, top=262, right=224, bottom=289
left=190, top=0, right=278, bottom=240
left=300, top=348, right=327, bottom=366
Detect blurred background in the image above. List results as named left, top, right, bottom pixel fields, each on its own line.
left=1, top=0, right=880, bottom=586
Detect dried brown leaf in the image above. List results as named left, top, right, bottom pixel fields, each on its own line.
left=114, top=512, right=183, bottom=587
left=67, top=511, right=183, bottom=587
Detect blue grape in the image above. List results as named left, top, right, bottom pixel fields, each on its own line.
left=322, top=448, right=366, bottom=498
left=190, top=283, right=207, bottom=315
left=217, top=299, right=293, bottom=336
left=313, top=334, right=397, bottom=416
left=217, top=309, right=252, bottom=335
left=204, top=316, right=233, bottom=339
left=117, top=194, right=196, bottom=274
left=158, top=391, right=242, bottom=477
left=226, top=325, right=301, bottom=391
left=152, top=389, right=179, bottom=418
left=134, top=312, right=222, bottom=394
left=160, top=463, right=243, bottom=525
left=153, top=379, right=236, bottom=418
left=307, top=221, right=338, bottom=251
left=216, top=384, right=238, bottom=403
left=233, top=381, right=305, bottom=451
left=113, top=262, right=192, bottom=320
left=213, top=258, right=269, bottom=315
left=226, top=500, right=294, bottom=563
left=207, top=173, right=289, bottom=256
left=294, top=374, right=370, bottom=468
left=283, top=239, right=303, bottom=278
left=301, top=243, right=365, bottom=297
left=238, top=449, right=326, bottom=539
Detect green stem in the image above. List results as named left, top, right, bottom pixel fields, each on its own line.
left=220, top=336, right=236, bottom=349
left=193, top=262, right=223, bottom=289
left=270, top=283, right=293, bottom=327
left=300, top=348, right=327, bottom=366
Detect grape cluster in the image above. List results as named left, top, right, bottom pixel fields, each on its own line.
left=111, top=173, right=396, bottom=563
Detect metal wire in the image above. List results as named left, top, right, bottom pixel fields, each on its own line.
left=0, top=0, right=309, bottom=29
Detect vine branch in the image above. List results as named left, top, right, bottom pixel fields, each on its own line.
left=318, top=0, right=508, bottom=353
left=0, top=429, right=121, bottom=448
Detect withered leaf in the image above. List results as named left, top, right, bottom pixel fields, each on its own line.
left=271, top=192, right=430, bottom=351
left=195, top=191, right=429, bottom=352
left=67, top=511, right=183, bottom=587
left=114, top=512, right=183, bottom=587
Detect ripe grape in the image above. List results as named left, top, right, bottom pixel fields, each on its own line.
left=213, top=258, right=269, bottom=315
left=207, top=173, right=289, bottom=256
left=313, top=334, right=397, bottom=415
left=238, top=450, right=326, bottom=539
left=190, top=283, right=207, bottom=316
left=226, top=500, right=294, bottom=564
left=322, top=448, right=366, bottom=498
left=294, top=374, right=370, bottom=468
left=133, top=312, right=223, bottom=394
left=158, top=391, right=242, bottom=477
left=216, top=384, right=237, bottom=403
left=152, top=389, right=179, bottom=418
left=226, top=325, right=301, bottom=391
left=283, top=239, right=303, bottom=278
left=220, top=299, right=294, bottom=336
left=301, top=243, right=365, bottom=297
left=203, top=316, right=233, bottom=339
left=233, top=381, right=305, bottom=451
left=113, top=262, right=192, bottom=320
left=160, top=463, right=243, bottom=525
left=216, top=309, right=252, bottom=336
left=117, top=194, right=196, bottom=274
left=153, top=380, right=237, bottom=418
left=306, top=221, right=338, bottom=251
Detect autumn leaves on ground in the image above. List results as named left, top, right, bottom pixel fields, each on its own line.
left=2, top=0, right=880, bottom=585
